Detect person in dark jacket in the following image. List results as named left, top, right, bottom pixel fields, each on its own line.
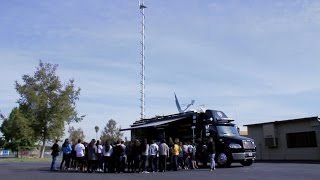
left=50, top=139, right=60, bottom=171
left=113, top=140, right=124, bottom=173
left=132, top=139, right=141, bottom=173
left=125, top=141, right=133, bottom=173
left=87, top=139, right=98, bottom=173
left=167, top=137, right=174, bottom=171
left=207, top=137, right=216, bottom=171
left=199, top=140, right=208, bottom=168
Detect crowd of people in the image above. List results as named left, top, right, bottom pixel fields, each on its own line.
left=50, top=137, right=216, bottom=173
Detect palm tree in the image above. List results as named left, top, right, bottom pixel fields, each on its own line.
left=94, top=126, right=99, bottom=140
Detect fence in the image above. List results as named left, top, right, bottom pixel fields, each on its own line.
left=0, top=149, right=52, bottom=158
left=0, top=150, right=15, bottom=158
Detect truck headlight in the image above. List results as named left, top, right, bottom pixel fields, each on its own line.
left=229, top=143, right=242, bottom=149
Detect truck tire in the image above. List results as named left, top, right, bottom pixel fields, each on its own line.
left=240, top=159, right=253, bottom=166
left=216, top=152, right=232, bottom=168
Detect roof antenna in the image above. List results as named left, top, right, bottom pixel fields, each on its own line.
left=139, top=1, right=147, bottom=119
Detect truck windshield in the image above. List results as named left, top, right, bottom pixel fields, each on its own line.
left=216, top=125, right=239, bottom=136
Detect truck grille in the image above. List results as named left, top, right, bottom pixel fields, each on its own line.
left=243, top=140, right=255, bottom=149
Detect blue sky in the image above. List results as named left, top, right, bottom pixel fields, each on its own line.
left=1, top=0, right=320, bottom=141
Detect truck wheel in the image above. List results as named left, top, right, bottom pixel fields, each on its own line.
left=240, top=159, right=253, bottom=166
left=216, top=152, right=232, bottom=167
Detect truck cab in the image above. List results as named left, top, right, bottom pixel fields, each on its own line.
left=204, top=110, right=256, bottom=167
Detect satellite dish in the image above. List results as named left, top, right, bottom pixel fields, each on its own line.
left=174, top=93, right=195, bottom=113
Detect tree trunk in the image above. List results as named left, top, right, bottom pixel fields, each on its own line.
left=39, top=138, right=46, bottom=158
left=16, top=149, right=20, bottom=158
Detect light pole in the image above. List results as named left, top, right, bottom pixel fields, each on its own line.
left=94, top=126, right=99, bottom=140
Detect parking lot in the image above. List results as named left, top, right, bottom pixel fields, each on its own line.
left=0, top=161, right=319, bottom=180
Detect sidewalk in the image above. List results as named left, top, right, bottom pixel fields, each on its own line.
left=255, top=159, right=320, bottom=164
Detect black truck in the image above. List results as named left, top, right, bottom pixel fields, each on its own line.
left=121, top=109, right=256, bottom=167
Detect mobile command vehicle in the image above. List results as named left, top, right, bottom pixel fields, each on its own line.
left=121, top=109, right=256, bottom=167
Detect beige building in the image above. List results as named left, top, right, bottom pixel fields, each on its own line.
left=239, top=130, right=248, bottom=136
left=245, top=116, right=320, bottom=160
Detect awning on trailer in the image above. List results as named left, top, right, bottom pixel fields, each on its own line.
left=120, top=116, right=187, bottom=131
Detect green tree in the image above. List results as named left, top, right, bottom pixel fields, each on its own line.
left=100, top=119, right=123, bottom=143
left=0, top=107, right=34, bottom=154
left=0, top=111, right=5, bottom=149
left=68, top=126, right=85, bottom=145
left=15, top=61, right=81, bottom=158
left=0, top=137, right=5, bottom=149
left=94, top=126, right=99, bottom=140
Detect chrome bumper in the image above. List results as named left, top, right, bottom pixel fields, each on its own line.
left=232, top=152, right=256, bottom=160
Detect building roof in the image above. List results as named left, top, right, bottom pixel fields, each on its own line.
left=120, top=116, right=188, bottom=131
left=244, top=116, right=319, bottom=126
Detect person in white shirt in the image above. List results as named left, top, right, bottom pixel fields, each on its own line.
left=74, top=139, right=85, bottom=172
left=189, top=143, right=198, bottom=169
left=103, top=141, right=113, bottom=173
left=120, top=140, right=126, bottom=172
left=141, top=138, right=149, bottom=173
left=96, top=140, right=104, bottom=172
left=158, top=139, right=169, bottom=172
left=149, top=140, right=159, bottom=172
left=180, top=141, right=190, bottom=169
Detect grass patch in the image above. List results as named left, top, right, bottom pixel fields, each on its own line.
left=0, top=157, right=53, bottom=163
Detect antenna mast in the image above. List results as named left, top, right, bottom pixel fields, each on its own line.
left=139, top=1, right=147, bottom=119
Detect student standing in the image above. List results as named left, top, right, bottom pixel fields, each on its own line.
left=113, top=140, right=124, bottom=173
left=173, top=138, right=180, bottom=171
left=120, top=140, right=126, bottom=172
left=140, top=138, right=149, bottom=173
left=189, top=143, right=198, bottom=169
left=125, top=141, right=133, bottom=172
left=207, top=137, right=216, bottom=171
left=149, top=140, right=159, bottom=172
left=158, top=139, right=169, bottom=172
left=50, top=139, right=60, bottom=171
left=87, top=139, right=98, bottom=173
left=102, top=141, right=113, bottom=173
left=167, top=137, right=174, bottom=170
left=74, top=139, right=86, bottom=172
left=96, top=140, right=103, bottom=172
left=132, top=139, right=141, bottom=173
left=60, top=138, right=72, bottom=171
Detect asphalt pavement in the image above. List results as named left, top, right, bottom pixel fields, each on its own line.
left=0, top=161, right=319, bottom=180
